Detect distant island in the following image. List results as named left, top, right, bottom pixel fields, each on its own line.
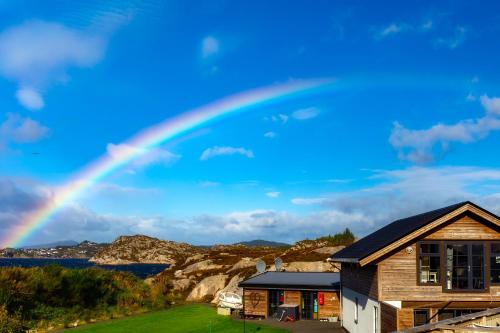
left=0, top=240, right=106, bottom=259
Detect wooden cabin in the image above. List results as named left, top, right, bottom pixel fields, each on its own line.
left=238, top=272, right=341, bottom=320
left=331, top=201, right=500, bottom=333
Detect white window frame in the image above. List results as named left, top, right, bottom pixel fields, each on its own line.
left=354, top=297, right=359, bottom=324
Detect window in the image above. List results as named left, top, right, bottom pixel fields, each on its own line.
left=491, top=243, right=500, bottom=284
left=445, top=243, right=485, bottom=291
left=354, top=297, right=358, bottom=324
left=414, top=309, right=429, bottom=327
left=419, top=242, right=440, bottom=284
left=373, top=306, right=379, bottom=333
left=438, top=309, right=484, bottom=321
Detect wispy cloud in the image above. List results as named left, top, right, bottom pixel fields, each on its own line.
left=378, top=23, right=407, bottom=38
left=0, top=113, right=50, bottom=147
left=0, top=20, right=109, bottom=109
left=435, top=26, right=467, bottom=49
left=15, top=88, right=45, bottom=111
left=201, top=35, right=219, bottom=59
left=107, top=143, right=181, bottom=171
left=200, top=146, right=254, bottom=161
left=389, top=95, right=500, bottom=163
left=291, top=107, right=321, bottom=120
left=266, top=191, right=280, bottom=198
left=264, top=131, right=277, bottom=139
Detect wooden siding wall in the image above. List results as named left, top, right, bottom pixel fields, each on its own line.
left=244, top=289, right=268, bottom=318
left=284, top=290, right=301, bottom=305
left=318, top=291, right=340, bottom=318
left=342, top=263, right=378, bottom=300
left=378, top=215, right=500, bottom=302
left=397, top=308, right=414, bottom=331
left=425, top=215, right=499, bottom=240
left=381, top=302, right=398, bottom=333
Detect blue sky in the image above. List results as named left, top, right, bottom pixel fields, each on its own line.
left=1, top=0, right=500, bottom=246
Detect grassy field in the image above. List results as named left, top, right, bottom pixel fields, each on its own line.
left=68, top=304, right=290, bottom=333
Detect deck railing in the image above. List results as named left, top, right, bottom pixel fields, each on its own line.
left=396, top=307, right=500, bottom=333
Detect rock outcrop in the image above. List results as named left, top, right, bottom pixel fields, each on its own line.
left=89, top=235, right=199, bottom=265
left=183, top=259, right=225, bottom=274
left=186, top=274, right=228, bottom=301
left=211, top=274, right=244, bottom=304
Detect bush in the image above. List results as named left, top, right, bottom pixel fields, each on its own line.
left=0, top=306, right=24, bottom=333
left=0, top=265, right=167, bottom=330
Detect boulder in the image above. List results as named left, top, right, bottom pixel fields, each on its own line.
left=174, top=270, right=184, bottom=278
left=183, top=253, right=206, bottom=266
left=313, top=246, right=345, bottom=255
left=285, top=261, right=337, bottom=272
left=186, top=274, right=228, bottom=301
left=226, top=257, right=257, bottom=273
left=183, top=259, right=224, bottom=274
left=211, top=274, right=244, bottom=304
left=172, top=278, right=193, bottom=291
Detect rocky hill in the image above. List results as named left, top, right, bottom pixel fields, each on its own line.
left=88, top=229, right=354, bottom=305
left=89, top=235, right=199, bottom=265
left=148, top=236, right=348, bottom=305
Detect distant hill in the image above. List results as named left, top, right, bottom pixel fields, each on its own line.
left=234, top=239, right=290, bottom=248
left=20, top=240, right=79, bottom=249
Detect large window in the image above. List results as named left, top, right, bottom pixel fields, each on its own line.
left=419, top=242, right=440, bottom=284
left=414, top=309, right=429, bottom=327
left=491, top=243, right=500, bottom=284
left=445, top=243, right=485, bottom=291
left=438, top=309, right=484, bottom=321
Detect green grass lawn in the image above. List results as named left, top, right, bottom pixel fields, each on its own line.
left=68, top=304, right=290, bottom=333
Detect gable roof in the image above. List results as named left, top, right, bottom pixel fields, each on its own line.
left=331, top=201, right=500, bottom=266
left=238, top=272, right=340, bottom=290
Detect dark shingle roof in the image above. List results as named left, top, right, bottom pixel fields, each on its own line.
left=331, top=201, right=484, bottom=263
left=238, top=272, right=340, bottom=290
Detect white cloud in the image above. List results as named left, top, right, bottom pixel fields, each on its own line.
left=291, top=107, right=321, bottom=120
left=389, top=95, right=500, bottom=163
left=107, top=143, right=180, bottom=170
left=0, top=20, right=108, bottom=109
left=264, top=131, right=277, bottom=139
left=481, top=95, right=500, bottom=115
left=201, top=35, right=219, bottom=59
left=379, top=23, right=405, bottom=37
left=0, top=113, right=50, bottom=144
left=200, top=146, right=254, bottom=161
left=15, top=88, right=44, bottom=110
left=291, top=197, right=329, bottom=206
left=266, top=191, right=280, bottom=198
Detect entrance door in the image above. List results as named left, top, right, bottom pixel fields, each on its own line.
left=301, top=291, right=318, bottom=320
left=268, top=290, right=284, bottom=318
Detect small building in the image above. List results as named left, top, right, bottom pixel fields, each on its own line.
left=331, top=201, right=500, bottom=333
left=239, top=271, right=341, bottom=320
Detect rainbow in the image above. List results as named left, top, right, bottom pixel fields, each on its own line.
left=3, top=79, right=335, bottom=248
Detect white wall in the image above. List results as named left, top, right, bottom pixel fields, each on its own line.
left=342, top=287, right=380, bottom=333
